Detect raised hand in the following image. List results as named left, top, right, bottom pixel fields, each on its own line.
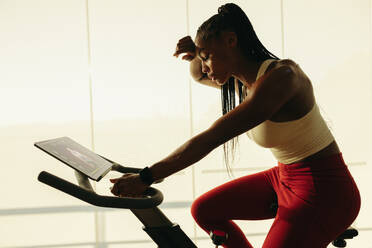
left=173, top=36, right=196, bottom=61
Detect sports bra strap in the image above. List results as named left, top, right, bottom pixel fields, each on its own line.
left=256, top=59, right=277, bottom=80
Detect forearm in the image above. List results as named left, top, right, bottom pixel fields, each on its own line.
left=149, top=131, right=218, bottom=181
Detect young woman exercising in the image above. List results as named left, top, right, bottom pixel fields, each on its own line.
left=110, top=3, right=361, bottom=247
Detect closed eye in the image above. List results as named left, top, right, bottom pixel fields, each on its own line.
left=200, top=53, right=209, bottom=61
left=198, top=73, right=208, bottom=81
left=198, top=48, right=209, bottom=61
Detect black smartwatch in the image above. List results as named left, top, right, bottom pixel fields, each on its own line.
left=139, top=167, right=155, bottom=186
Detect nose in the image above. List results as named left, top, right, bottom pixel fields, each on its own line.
left=201, top=61, right=209, bottom=74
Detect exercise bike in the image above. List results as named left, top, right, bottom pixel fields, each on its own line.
left=35, top=137, right=357, bottom=248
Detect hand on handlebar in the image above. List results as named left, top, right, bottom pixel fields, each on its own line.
left=173, top=35, right=196, bottom=61
left=110, top=173, right=149, bottom=198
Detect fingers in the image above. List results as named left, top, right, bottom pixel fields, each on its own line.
left=109, top=173, right=131, bottom=183
left=174, top=36, right=196, bottom=59
left=110, top=180, right=130, bottom=197
left=109, top=178, right=119, bottom=183
left=174, top=43, right=195, bottom=55
left=182, top=54, right=194, bottom=61
left=173, top=45, right=189, bottom=57
left=110, top=182, right=119, bottom=196
left=110, top=176, right=127, bottom=195
left=179, top=35, right=192, bottom=41
left=111, top=183, right=142, bottom=198
left=110, top=174, right=145, bottom=198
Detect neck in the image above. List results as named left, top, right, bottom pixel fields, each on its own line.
left=231, top=54, right=262, bottom=88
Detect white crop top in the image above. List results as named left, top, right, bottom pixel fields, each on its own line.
left=245, top=59, right=335, bottom=164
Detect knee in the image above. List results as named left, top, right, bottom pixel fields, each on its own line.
left=190, top=195, right=211, bottom=222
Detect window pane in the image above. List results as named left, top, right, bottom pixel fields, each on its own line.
left=0, top=213, right=95, bottom=247
left=0, top=0, right=93, bottom=207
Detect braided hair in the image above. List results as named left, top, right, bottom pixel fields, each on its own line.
left=196, top=3, right=280, bottom=177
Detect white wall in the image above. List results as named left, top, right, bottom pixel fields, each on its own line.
left=0, top=0, right=371, bottom=247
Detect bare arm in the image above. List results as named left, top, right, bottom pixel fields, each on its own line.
left=190, top=58, right=243, bottom=96
left=149, top=63, right=300, bottom=181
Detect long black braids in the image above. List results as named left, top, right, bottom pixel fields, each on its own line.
left=196, top=3, right=280, bottom=178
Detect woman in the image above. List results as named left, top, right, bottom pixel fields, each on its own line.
left=110, top=3, right=360, bottom=248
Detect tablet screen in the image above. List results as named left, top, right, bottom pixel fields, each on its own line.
left=35, top=137, right=112, bottom=181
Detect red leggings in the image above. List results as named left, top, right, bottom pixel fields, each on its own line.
left=191, top=153, right=361, bottom=248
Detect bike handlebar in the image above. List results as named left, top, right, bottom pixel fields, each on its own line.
left=38, top=171, right=163, bottom=209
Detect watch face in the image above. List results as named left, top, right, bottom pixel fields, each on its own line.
left=139, top=167, right=154, bottom=185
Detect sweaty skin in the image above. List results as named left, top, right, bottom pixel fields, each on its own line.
left=111, top=33, right=340, bottom=197
left=190, top=35, right=340, bottom=163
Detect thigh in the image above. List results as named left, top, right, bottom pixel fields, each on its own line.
left=262, top=214, right=328, bottom=248
left=262, top=180, right=354, bottom=248
left=191, top=167, right=278, bottom=222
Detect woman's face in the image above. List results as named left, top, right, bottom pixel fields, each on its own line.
left=195, top=33, right=235, bottom=85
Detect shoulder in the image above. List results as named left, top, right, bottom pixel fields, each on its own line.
left=258, top=58, right=299, bottom=86
left=250, top=58, right=301, bottom=103
left=275, top=58, right=298, bottom=67
left=269, top=59, right=310, bottom=91
left=269, top=59, right=299, bottom=74
left=259, top=59, right=301, bottom=90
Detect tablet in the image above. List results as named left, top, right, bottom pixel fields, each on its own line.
left=35, top=137, right=113, bottom=181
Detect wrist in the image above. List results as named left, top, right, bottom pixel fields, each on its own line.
left=139, top=167, right=155, bottom=186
